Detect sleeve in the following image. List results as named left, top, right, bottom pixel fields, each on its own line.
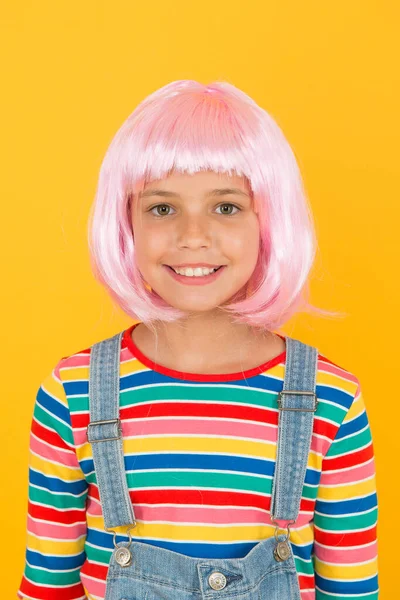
left=17, top=359, right=89, bottom=600
left=313, top=378, right=379, bottom=599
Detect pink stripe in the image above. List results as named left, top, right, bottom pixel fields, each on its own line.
left=314, top=540, right=378, bottom=563
left=73, top=419, right=278, bottom=446
left=80, top=573, right=106, bottom=598
left=123, top=418, right=278, bottom=440
left=87, top=497, right=312, bottom=528
left=30, top=435, right=78, bottom=467
left=300, top=591, right=315, bottom=600
left=319, top=459, right=375, bottom=485
left=310, top=434, right=330, bottom=456
left=28, top=515, right=86, bottom=540
left=59, top=346, right=132, bottom=372
left=132, top=505, right=313, bottom=528
left=74, top=419, right=330, bottom=458
left=318, top=359, right=358, bottom=385
left=59, top=354, right=90, bottom=369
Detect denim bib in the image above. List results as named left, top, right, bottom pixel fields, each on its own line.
left=87, top=330, right=318, bottom=600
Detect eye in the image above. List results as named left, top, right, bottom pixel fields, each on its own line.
left=148, top=204, right=174, bottom=217
left=148, top=203, right=241, bottom=218
left=216, top=203, right=241, bottom=216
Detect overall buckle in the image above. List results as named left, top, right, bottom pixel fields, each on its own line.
left=87, top=418, right=122, bottom=443
left=277, top=390, right=318, bottom=412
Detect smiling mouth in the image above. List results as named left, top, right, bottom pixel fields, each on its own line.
left=165, top=265, right=223, bottom=272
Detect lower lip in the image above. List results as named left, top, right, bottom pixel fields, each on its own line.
left=163, top=265, right=227, bottom=285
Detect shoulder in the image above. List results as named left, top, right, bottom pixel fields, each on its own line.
left=56, top=328, right=130, bottom=392
left=311, top=344, right=362, bottom=430
left=288, top=335, right=360, bottom=402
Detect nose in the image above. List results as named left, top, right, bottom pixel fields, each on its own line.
left=177, top=215, right=213, bottom=248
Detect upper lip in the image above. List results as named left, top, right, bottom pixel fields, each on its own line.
left=165, top=263, right=225, bottom=268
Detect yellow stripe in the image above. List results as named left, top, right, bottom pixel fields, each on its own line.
left=27, top=533, right=85, bottom=554
left=343, top=391, right=366, bottom=422
left=317, top=476, right=376, bottom=500
left=79, top=434, right=323, bottom=469
left=78, top=435, right=276, bottom=460
left=314, top=556, right=378, bottom=579
left=29, top=453, right=84, bottom=481
left=86, top=514, right=315, bottom=544
left=42, top=373, right=68, bottom=406
left=316, top=370, right=358, bottom=397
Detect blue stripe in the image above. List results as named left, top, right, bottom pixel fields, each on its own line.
left=64, top=371, right=353, bottom=416
left=315, top=384, right=354, bottom=411
left=292, top=542, right=313, bottom=561
left=29, top=468, right=88, bottom=495
left=315, top=572, right=378, bottom=594
left=86, top=528, right=259, bottom=558
left=335, top=411, right=368, bottom=439
left=315, top=493, right=377, bottom=515
left=81, top=453, right=320, bottom=486
left=64, top=380, right=89, bottom=396
left=26, top=548, right=86, bottom=570
left=37, top=387, right=71, bottom=425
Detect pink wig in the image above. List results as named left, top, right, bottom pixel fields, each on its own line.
left=88, top=80, right=339, bottom=332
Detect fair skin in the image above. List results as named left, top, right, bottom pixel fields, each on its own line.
left=130, top=169, right=285, bottom=374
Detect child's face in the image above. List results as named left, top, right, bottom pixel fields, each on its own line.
left=131, top=169, right=260, bottom=313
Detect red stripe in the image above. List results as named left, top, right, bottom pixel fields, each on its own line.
left=298, top=573, right=314, bottom=589
left=313, top=418, right=338, bottom=439
left=89, top=483, right=315, bottom=513
left=315, top=525, right=377, bottom=546
left=19, top=577, right=85, bottom=600
left=31, top=419, right=73, bottom=451
left=29, top=501, right=86, bottom=525
left=72, top=403, right=336, bottom=445
left=322, top=444, right=373, bottom=470
left=80, top=559, right=108, bottom=580
left=73, top=402, right=281, bottom=429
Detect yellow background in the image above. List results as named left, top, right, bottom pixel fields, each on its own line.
left=1, top=1, right=398, bottom=598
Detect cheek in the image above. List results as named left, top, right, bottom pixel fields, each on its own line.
left=134, top=230, right=168, bottom=267
left=227, top=223, right=260, bottom=262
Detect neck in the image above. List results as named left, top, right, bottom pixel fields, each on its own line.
left=135, top=311, right=278, bottom=373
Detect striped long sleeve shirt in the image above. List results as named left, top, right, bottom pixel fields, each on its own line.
left=17, top=323, right=379, bottom=600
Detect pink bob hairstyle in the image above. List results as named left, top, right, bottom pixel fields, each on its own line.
left=88, top=79, right=339, bottom=333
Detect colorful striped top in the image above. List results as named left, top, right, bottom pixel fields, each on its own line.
left=17, top=323, right=379, bottom=600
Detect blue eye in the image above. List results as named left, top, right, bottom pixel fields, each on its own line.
left=148, top=203, right=241, bottom=217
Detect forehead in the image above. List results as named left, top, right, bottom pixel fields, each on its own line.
left=141, top=169, right=251, bottom=196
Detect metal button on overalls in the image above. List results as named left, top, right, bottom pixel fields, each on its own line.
left=208, top=572, right=227, bottom=590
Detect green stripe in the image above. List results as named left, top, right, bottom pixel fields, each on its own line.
left=121, top=385, right=280, bottom=409
left=294, top=556, right=314, bottom=575
left=69, top=384, right=348, bottom=428
left=88, top=470, right=317, bottom=501
left=34, top=403, right=75, bottom=446
left=315, top=508, right=378, bottom=531
left=326, top=427, right=372, bottom=456
left=29, top=486, right=86, bottom=509
left=24, top=564, right=81, bottom=585
left=69, top=395, right=89, bottom=412
left=85, top=543, right=113, bottom=564
left=124, top=471, right=274, bottom=494
left=316, top=592, right=378, bottom=600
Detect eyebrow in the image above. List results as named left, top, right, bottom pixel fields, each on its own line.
left=138, top=187, right=250, bottom=200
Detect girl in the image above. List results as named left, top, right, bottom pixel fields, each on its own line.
left=18, top=80, right=379, bottom=600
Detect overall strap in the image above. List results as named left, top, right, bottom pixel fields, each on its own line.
left=86, top=330, right=318, bottom=530
left=270, top=336, right=319, bottom=523
left=86, top=330, right=136, bottom=529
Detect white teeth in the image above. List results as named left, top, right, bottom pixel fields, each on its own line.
left=172, top=266, right=219, bottom=277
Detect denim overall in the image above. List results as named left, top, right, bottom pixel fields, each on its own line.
left=87, top=330, right=318, bottom=600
